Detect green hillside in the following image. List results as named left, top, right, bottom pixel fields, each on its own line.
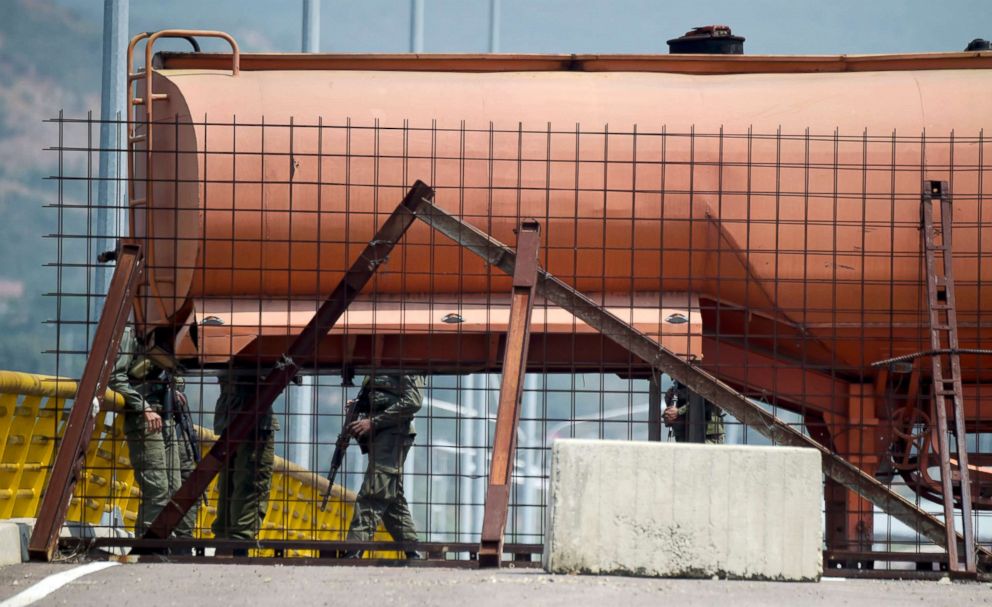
left=0, top=0, right=101, bottom=374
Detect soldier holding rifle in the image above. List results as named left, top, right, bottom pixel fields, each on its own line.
left=109, top=327, right=200, bottom=545
left=323, top=373, right=424, bottom=560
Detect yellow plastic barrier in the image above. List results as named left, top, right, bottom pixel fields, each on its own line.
left=0, top=370, right=396, bottom=557
left=0, top=372, right=70, bottom=519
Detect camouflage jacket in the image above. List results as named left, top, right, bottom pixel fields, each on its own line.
left=354, top=374, right=424, bottom=437
left=108, top=327, right=170, bottom=413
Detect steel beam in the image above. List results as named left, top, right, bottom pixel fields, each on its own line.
left=143, top=181, right=434, bottom=540
left=413, top=200, right=992, bottom=570
left=478, top=220, right=541, bottom=568
left=29, top=243, right=144, bottom=561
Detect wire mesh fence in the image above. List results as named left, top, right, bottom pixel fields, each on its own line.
left=18, top=114, right=991, bottom=568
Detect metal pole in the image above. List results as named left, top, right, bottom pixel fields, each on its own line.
left=287, top=377, right=314, bottom=467
left=648, top=370, right=662, bottom=440
left=96, top=0, right=129, bottom=296
left=302, top=0, right=320, bottom=52
left=475, top=375, right=492, bottom=541
left=458, top=374, right=476, bottom=541
left=292, top=0, right=321, bottom=469
left=411, top=0, right=424, bottom=52
left=521, top=373, right=540, bottom=543
left=488, top=0, right=501, bottom=53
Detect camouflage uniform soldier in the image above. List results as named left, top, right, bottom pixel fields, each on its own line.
left=663, top=380, right=725, bottom=444
left=211, top=373, right=278, bottom=546
left=109, top=327, right=198, bottom=540
left=345, top=374, right=424, bottom=559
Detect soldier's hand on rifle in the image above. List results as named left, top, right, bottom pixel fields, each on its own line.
left=174, top=390, right=188, bottom=409
left=144, top=410, right=163, bottom=433
left=663, top=406, right=679, bottom=426
left=348, top=418, right=373, bottom=438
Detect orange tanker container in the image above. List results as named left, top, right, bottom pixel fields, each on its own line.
left=127, top=35, right=992, bottom=388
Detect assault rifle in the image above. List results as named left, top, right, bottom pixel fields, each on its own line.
left=320, top=398, right=360, bottom=511
left=170, top=386, right=201, bottom=465
left=164, top=376, right=206, bottom=506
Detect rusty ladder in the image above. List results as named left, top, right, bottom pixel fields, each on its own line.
left=921, top=179, right=976, bottom=574
left=125, top=31, right=239, bottom=325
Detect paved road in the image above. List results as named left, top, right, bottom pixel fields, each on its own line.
left=1, top=562, right=990, bottom=606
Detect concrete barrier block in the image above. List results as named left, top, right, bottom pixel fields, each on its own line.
left=543, top=440, right=822, bottom=581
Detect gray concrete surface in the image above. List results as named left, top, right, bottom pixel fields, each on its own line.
left=544, top=440, right=823, bottom=580
left=0, top=562, right=77, bottom=597
left=0, top=562, right=989, bottom=607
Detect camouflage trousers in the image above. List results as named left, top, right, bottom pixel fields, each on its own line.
left=174, top=425, right=199, bottom=538
left=211, top=379, right=276, bottom=540
left=347, top=434, right=419, bottom=543
left=124, top=415, right=198, bottom=537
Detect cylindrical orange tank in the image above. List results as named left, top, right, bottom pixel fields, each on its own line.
left=131, top=48, right=992, bottom=376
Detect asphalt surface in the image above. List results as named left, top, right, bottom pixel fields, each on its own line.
left=1, top=562, right=990, bottom=606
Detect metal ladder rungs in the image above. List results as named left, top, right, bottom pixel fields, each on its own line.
left=132, top=94, right=168, bottom=106
left=920, top=179, right=975, bottom=574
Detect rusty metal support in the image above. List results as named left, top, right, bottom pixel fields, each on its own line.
left=143, top=181, right=434, bottom=540
left=921, top=180, right=976, bottom=573
left=29, top=243, right=144, bottom=561
left=479, top=220, right=541, bottom=568
left=413, top=199, right=992, bottom=571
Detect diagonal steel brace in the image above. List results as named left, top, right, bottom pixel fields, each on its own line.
left=143, top=181, right=435, bottom=540
left=29, top=243, right=145, bottom=561
left=412, top=200, right=992, bottom=571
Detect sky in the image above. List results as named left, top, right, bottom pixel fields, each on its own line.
left=52, top=0, right=992, bottom=56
